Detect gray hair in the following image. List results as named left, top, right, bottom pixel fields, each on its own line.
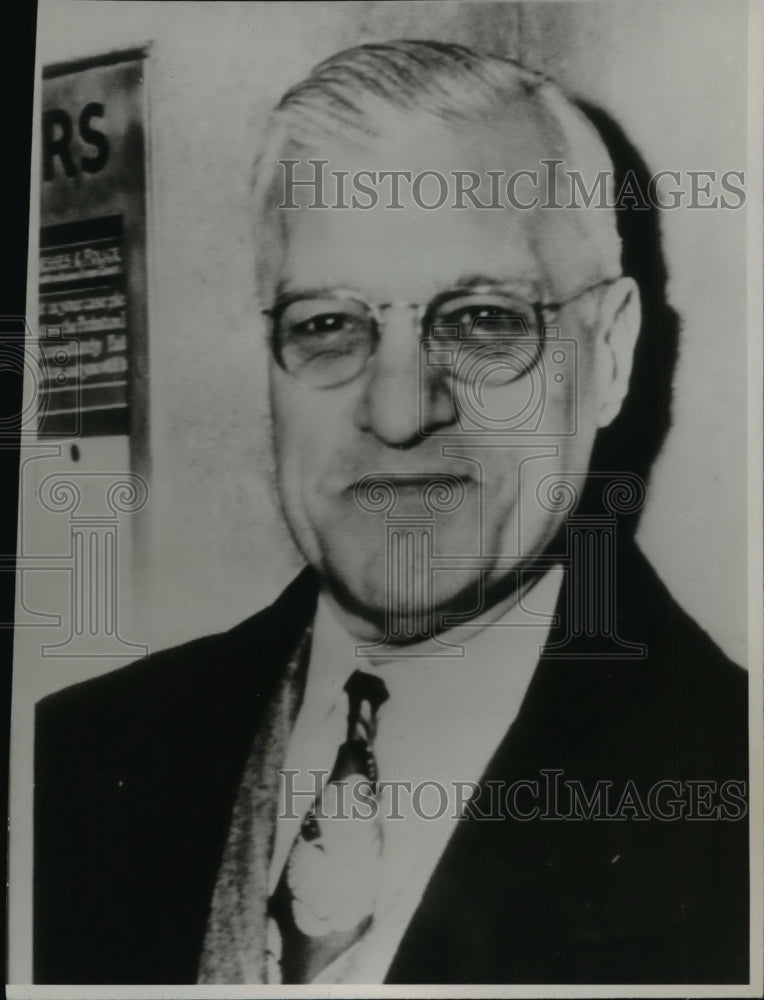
left=252, top=40, right=621, bottom=298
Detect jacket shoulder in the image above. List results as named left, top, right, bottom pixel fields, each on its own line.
left=619, top=541, right=748, bottom=775
left=33, top=568, right=318, bottom=984
left=35, top=566, right=318, bottom=741
left=627, top=541, right=747, bottom=688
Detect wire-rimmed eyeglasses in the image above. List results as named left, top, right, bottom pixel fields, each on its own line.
left=263, top=277, right=620, bottom=389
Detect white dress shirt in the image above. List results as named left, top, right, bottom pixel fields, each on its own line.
left=269, top=566, right=564, bottom=983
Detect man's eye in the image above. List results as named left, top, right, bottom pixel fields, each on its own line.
left=438, top=304, right=533, bottom=338
left=461, top=305, right=511, bottom=328
left=293, top=313, right=353, bottom=337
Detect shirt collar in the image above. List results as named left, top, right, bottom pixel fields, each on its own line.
left=307, top=564, right=565, bottom=714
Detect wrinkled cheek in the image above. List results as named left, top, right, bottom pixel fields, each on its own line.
left=529, top=371, right=578, bottom=438
left=271, top=383, right=316, bottom=494
left=269, top=417, right=321, bottom=561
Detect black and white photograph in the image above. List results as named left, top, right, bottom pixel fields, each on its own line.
left=6, top=0, right=763, bottom=994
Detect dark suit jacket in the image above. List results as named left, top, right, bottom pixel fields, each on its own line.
left=34, top=539, right=749, bottom=984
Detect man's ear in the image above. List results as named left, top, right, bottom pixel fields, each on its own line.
left=594, top=276, right=641, bottom=428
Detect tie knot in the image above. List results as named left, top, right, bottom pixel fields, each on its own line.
left=344, top=669, right=389, bottom=720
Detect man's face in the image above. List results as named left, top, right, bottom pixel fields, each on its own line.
left=267, top=119, right=634, bottom=639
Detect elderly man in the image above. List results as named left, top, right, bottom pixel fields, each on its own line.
left=35, top=41, right=748, bottom=985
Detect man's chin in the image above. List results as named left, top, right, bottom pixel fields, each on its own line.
left=318, top=560, right=490, bottom=644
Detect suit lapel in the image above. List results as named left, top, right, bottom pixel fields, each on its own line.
left=386, top=541, right=663, bottom=983
left=168, top=568, right=318, bottom=981
left=197, top=624, right=312, bottom=983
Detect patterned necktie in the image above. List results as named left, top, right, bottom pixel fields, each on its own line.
left=268, top=669, right=389, bottom=983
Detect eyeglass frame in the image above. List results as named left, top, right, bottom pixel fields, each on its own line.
left=262, top=276, right=622, bottom=388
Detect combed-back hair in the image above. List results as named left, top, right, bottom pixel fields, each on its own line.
left=270, top=40, right=549, bottom=143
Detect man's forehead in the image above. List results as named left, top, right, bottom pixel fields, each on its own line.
left=271, top=105, right=620, bottom=300
left=284, top=105, right=570, bottom=199
left=281, top=201, right=543, bottom=302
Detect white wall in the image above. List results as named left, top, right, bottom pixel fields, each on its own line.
left=33, top=0, right=750, bottom=663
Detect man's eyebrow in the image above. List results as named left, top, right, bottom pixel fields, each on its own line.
left=450, top=273, right=541, bottom=292
left=273, top=282, right=356, bottom=302
left=451, top=274, right=504, bottom=288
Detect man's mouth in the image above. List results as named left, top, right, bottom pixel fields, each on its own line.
left=347, top=471, right=475, bottom=514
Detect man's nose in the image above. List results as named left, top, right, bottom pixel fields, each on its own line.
left=353, top=304, right=456, bottom=448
